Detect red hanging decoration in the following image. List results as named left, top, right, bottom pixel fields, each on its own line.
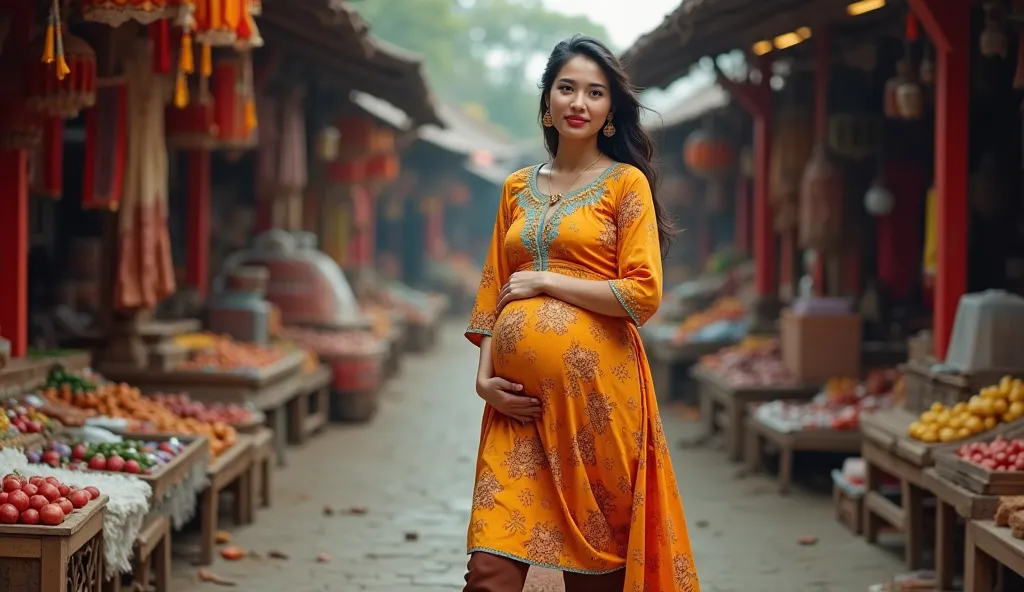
left=683, top=128, right=736, bottom=179
left=905, top=12, right=918, bottom=41
left=25, top=31, right=96, bottom=119
left=148, top=20, right=172, bottom=74
left=328, top=158, right=367, bottom=184
left=211, top=55, right=256, bottom=148
left=82, top=81, right=128, bottom=210
left=165, top=99, right=218, bottom=149
left=365, top=153, right=399, bottom=184
left=336, top=115, right=376, bottom=158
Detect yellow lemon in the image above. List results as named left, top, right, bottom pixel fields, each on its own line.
left=948, top=414, right=966, bottom=430
left=921, top=411, right=938, bottom=424
left=1011, top=401, right=1024, bottom=416
left=965, top=415, right=984, bottom=433
left=921, top=429, right=939, bottom=443
left=953, top=402, right=969, bottom=414
left=908, top=421, right=924, bottom=438
left=985, top=416, right=999, bottom=430
left=931, top=401, right=945, bottom=413
left=938, top=427, right=958, bottom=443
left=956, top=427, right=972, bottom=440
left=994, top=399, right=1010, bottom=415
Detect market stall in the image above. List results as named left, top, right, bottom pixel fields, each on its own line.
left=745, top=371, right=901, bottom=493
left=692, top=337, right=821, bottom=461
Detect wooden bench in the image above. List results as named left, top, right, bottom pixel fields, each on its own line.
left=199, top=436, right=254, bottom=565
left=966, top=520, right=1024, bottom=592
left=743, top=415, right=861, bottom=494
left=250, top=427, right=275, bottom=515
left=287, top=365, right=331, bottom=445
left=923, top=468, right=1000, bottom=591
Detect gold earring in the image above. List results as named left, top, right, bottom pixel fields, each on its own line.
left=542, top=110, right=554, bottom=127
left=603, top=119, right=616, bottom=137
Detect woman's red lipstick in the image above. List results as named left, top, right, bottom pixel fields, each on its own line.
left=565, top=115, right=588, bottom=128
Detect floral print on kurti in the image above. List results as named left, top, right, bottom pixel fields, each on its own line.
left=465, top=163, right=700, bottom=591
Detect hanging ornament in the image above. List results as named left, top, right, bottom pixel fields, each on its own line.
left=770, top=105, right=812, bottom=231
left=798, top=144, right=845, bottom=252
left=211, top=53, right=257, bottom=148
left=683, top=123, right=736, bottom=179
left=194, top=0, right=261, bottom=48
left=864, top=179, right=894, bottom=217
left=81, top=0, right=171, bottom=27
left=980, top=1, right=1009, bottom=58
left=25, top=27, right=96, bottom=119
left=883, top=61, right=907, bottom=119
left=896, top=79, right=924, bottom=120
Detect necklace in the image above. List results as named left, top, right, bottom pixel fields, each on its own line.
left=545, top=155, right=604, bottom=205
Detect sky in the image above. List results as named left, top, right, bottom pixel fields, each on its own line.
left=539, top=0, right=711, bottom=110
left=540, top=0, right=682, bottom=51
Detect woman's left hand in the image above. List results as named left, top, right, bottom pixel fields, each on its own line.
left=497, top=271, right=551, bottom=313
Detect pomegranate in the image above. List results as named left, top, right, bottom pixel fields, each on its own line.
left=0, top=503, right=18, bottom=524
left=44, top=477, right=59, bottom=488
left=7, top=490, right=29, bottom=513
left=39, top=504, right=64, bottom=526
left=88, top=455, right=106, bottom=470
left=123, top=460, right=140, bottom=474
left=21, top=483, right=37, bottom=497
left=55, top=498, right=73, bottom=515
left=28, top=476, right=45, bottom=487
left=2, top=478, right=22, bottom=493
left=68, top=490, right=90, bottom=509
left=28, top=495, right=47, bottom=510
left=0, top=492, right=7, bottom=505
left=58, top=484, right=70, bottom=498
left=84, top=486, right=100, bottom=500
left=37, top=483, right=59, bottom=502
left=105, top=456, right=125, bottom=472
left=19, top=509, right=39, bottom=524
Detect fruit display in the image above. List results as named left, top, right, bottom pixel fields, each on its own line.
left=361, top=303, right=396, bottom=339
left=279, top=327, right=386, bottom=359
left=175, top=334, right=286, bottom=372
left=41, top=367, right=238, bottom=458
left=273, top=340, right=320, bottom=374
left=909, top=376, right=1024, bottom=443
left=0, top=398, right=52, bottom=439
left=753, top=371, right=900, bottom=432
left=698, top=338, right=795, bottom=387
left=671, top=296, right=747, bottom=346
left=0, top=472, right=101, bottom=526
left=146, top=393, right=257, bottom=425
left=25, top=438, right=187, bottom=475
left=956, top=436, right=1024, bottom=472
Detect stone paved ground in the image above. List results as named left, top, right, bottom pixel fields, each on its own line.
left=170, top=321, right=905, bottom=591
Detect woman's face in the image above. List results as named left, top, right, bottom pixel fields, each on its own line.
left=546, top=54, right=612, bottom=141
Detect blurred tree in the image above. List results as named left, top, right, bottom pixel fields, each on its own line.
left=351, top=0, right=609, bottom=138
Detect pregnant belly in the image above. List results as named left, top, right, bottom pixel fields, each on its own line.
left=491, top=296, right=629, bottom=394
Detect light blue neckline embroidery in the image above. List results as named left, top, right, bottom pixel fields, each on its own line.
left=520, top=163, right=622, bottom=271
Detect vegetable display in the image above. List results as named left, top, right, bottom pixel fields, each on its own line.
left=41, top=367, right=238, bottom=458
left=147, top=394, right=256, bottom=425
left=176, top=335, right=285, bottom=372
left=698, top=338, right=795, bottom=387
left=0, top=473, right=101, bottom=526
left=909, top=376, right=1024, bottom=443
left=25, top=438, right=187, bottom=475
left=1, top=398, right=51, bottom=438
left=753, top=371, right=900, bottom=432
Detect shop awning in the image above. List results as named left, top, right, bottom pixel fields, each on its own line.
left=641, top=83, right=729, bottom=131
left=260, top=0, right=442, bottom=127
left=622, top=0, right=852, bottom=90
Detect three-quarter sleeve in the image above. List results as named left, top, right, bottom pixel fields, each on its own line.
left=608, top=173, right=663, bottom=327
left=465, top=183, right=513, bottom=346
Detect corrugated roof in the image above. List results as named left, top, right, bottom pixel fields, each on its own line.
left=260, top=0, right=442, bottom=126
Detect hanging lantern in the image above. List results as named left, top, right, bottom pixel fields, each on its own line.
left=328, top=158, right=367, bottom=184
left=194, top=0, right=256, bottom=47
left=864, top=179, right=894, bottom=217
left=883, top=61, right=908, bottom=119
left=770, top=106, right=813, bottom=231
left=81, top=0, right=171, bottom=26
left=165, top=98, right=218, bottom=149
left=211, top=54, right=257, bottom=149
left=336, top=115, right=376, bottom=158
left=315, top=127, right=341, bottom=161
left=25, top=32, right=96, bottom=119
left=798, top=144, right=844, bottom=252
left=980, top=2, right=1009, bottom=58
left=896, top=80, right=924, bottom=120
left=683, top=127, right=735, bottom=179
left=366, top=153, right=400, bottom=184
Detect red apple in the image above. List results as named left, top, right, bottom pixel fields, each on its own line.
left=36, top=483, right=59, bottom=502
left=55, top=498, right=73, bottom=515
left=87, top=455, right=106, bottom=470
left=84, top=486, right=100, bottom=500
left=2, top=478, right=22, bottom=493
left=68, top=490, right=90, bottom=509
left=0, top=503, right=18, bottom=524
left=123, top=460, right=140, bottom=474
left=44, top=477, right=59, bottom=487
left=7, top=490, right=30, bottom=513
left=57, top=484, right=70, bottom=498
left=39, top=504, right=63, bottom=526
left=20, top=483, right=37, bottom=497
left=105, top=456, right=125, bottom=472
left=19, top=508, right=39, bottom=525
left=28, top=495, right=47, bottom=510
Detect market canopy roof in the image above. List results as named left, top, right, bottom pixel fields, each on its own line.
left=641, top=83, right=729, bottom=131
left=621, top=0, right=855, bottom=90
left=260, top=0, right=442, bottom=126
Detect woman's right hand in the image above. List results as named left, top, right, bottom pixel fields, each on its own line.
left=476, top=376, right=542, bottom=423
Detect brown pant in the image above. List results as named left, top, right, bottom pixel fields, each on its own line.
left=464, top=551, right=626, bottom=592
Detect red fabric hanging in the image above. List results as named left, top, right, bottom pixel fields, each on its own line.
left=875, top=162, right=926, bottom=302
left=82, top=82, right=127, bottom=210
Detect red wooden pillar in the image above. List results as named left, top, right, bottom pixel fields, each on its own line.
left=716, top=56, right=776, bottom=296
left=186, top=150, right=211, bottom=298
left=735, top=177, right=751, bottom=255
left=908, top=0, right=970, bottom=360
left=0, top=149, right=29, bottom=356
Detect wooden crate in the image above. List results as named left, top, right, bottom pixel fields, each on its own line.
left=834, top=484, right=864, bottom=535
left=0, top=496, right=107, bottom=592
left=934, top=450, right=1024, bottom=496
left=0, top=352, right=92, bottom=398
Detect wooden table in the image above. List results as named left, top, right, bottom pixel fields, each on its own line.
left=966, top=520, right=1024, bottom=592
left=691, top=366, right=821, bottom=462
left=0, top=496, right=107, bottom=592
left=645, top=338, right=732, bottom=404
left=199, top=435, right=254, bottom=566
left=743, top=416, right=861, bottom=494
left=250, top=427, right=274, bottom=513
left=923, top=468, right=1001, bottom=591
left=105, top=513, right=171, bottom=592
left=862, top=437, right=931, bottom=570
left=287, top=365, right=331, bottom=445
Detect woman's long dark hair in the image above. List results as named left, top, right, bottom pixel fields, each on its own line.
left=539, top=34, right=675, bottom=258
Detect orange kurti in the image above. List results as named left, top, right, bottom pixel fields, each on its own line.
left=466, top=163, right=700, bottom=591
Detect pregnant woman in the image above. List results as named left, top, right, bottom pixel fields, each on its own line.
left=463, top=35, right=701, bottom=592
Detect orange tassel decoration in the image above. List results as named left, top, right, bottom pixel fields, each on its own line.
left=243, top=97, right=256, bottom=131
left=174, top=71, right=189, bottom=108
left=201, top=43, right=212, bottom=77
left=54, top=19, right=69, bottom=80
left=42, top=16, right=54, bottom=64
left=181, top=33, right=195, bottom=74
